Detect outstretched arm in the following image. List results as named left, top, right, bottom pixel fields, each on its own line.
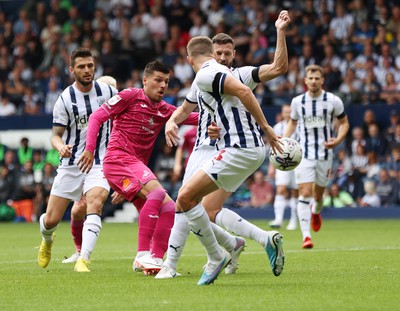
left=258, top=10, right=290, bottom=82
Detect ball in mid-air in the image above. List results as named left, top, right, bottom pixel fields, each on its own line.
left=269, top=137, right=302, bottom=171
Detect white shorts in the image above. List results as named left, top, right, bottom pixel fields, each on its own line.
left=275, top=169, right=297, bottom=189
left=295, top=158, right=333, bottom=187
left=183, top=145, right=218, bottom=184
left=50, top=165, right=110, bottom=201
left=201, top=146, right=266, bottom=192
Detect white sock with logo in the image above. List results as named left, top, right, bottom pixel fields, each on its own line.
left=297, top=196, right=311, bottom=239
left=80, top=214, right=102, bottom=261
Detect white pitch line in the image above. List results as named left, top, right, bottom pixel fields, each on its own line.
left=0, top=246, right=399, bottom=265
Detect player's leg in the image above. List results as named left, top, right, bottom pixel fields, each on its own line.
left=155, top=211, right=190, bottom=279
left=310, top=159, right=332, bottom=232
left=38, top=195, right=71, bottom=268
left=287, top=188, right=299, bottom=230
left=297, top=182, right=314, bottom=248
left=62, top=198, right=86, bottom=263
left=177, top=169, right=231, bottom=285
left=38, top=166, right=84, bottom=268
left=202, top=189, right=245, bottom=274
left=270, top=184, right=288, bottom=228
left=75, top=165, right=110, bottom=272
left=133, top=180, right=170, bottom=274
left=150, top=195, right=175, bottom=265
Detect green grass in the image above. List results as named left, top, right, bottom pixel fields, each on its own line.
left=1, top=220, right=399, bottom=311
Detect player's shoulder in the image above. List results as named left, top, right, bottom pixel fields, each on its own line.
left=291, top=93, right=306, bottom=104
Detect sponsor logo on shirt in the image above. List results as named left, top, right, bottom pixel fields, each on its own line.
left=75, top=114, right=88, bottom=130
left=303, top=115, right=325, bottom=128
left=141, top=104, right=148, bottom=108
left=142, top=170, right=151, bottom=179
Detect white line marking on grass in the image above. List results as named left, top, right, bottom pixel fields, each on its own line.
left=1, top=246, right=399, bottom=264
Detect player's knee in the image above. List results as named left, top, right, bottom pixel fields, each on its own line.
left=177, top=190, right=198, bottom=210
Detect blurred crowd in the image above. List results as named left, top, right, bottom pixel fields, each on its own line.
left=0, top=0, right=400, bottom=221
left=0, top=0, right=400, bottom=115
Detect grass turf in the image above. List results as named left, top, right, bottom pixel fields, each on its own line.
left=0, top=219, right=399, bottom=311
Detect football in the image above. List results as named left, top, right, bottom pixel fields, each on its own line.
left=269, top=137, right=302, bottom=171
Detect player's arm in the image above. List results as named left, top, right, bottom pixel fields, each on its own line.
left=325, top=115, right=350, bottom=149
left=223, top=75, right=283, bottom=154
left=165, top=99, right=197, bottom=147
left=284, top=118, right=298, bottom=138
left=78, top=107, right=111, bottom=173
left=51, top=125, right=72, bottom=158
left=258, top=10, right=290, bottom=82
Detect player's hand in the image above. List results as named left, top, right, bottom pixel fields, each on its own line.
left=324, top=138, right=339, bottom=149
left=275, top=10, right=291, bottom=31
left=78, top=150, right=94, bottom=174
left=264, top=126, right=284, bottom=154
left=58, top=144, right=72, bottom=158
left=111, top=192, right=125, bottom=205
left=208, top=121, right=221, bottom=140
left=165, top=120, right=179, bottom=147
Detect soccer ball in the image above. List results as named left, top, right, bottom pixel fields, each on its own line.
left=269, top=137, right=302, bottom=171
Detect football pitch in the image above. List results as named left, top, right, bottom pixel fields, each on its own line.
left=1, top=219, right=399, bottom=311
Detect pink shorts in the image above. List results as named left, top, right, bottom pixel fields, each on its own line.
left=103, top=153, right=157, bottom=202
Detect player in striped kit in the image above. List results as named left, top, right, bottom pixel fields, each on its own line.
left=284, top=64, right=350, bottom=248
left=37, top=48, right=118, bottom=272
left=61, top=75, right=118, bottom=264
left=157, top=11, right=291, bottom=280
left=162, top=36, right=284, bottom=285
left=269, top=104, right=299, bottom=230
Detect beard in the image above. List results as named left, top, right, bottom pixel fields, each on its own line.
left=75, top=74, right=94, bottom=86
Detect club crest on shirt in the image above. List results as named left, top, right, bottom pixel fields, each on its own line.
left=148, top=117, right=154, bottom=127
left=97, top=97, right=106, bottom=106
left=105, top=95, right=121, bottom=109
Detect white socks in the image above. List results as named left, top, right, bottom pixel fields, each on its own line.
left=210, top=222, right=237, bottom=253
left=185, top=204, right=224, bottom=261
left=297, top=196, right=312, bottom=240
left=289, top=197, right=298, bottom=221
left=80, top=214, right=102, bottom=261
left=164, top=212, right=191, bottom=270
left=273, top=194, right=286, bottom=224
left=215, top=208, right=268, bottom=247
left=39, top=213, right=57, bottom=243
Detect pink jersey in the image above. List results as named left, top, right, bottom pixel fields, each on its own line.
left=86, top=88, right=198, bottom=164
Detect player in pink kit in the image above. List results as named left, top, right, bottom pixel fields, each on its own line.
left=78, top=61, right=198, bottom=274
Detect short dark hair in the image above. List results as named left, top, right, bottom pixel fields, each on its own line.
left=70, top=48, right=93, bottom=67
left=143, top=61, right=169, bottom=76
left=212, top=33, right=235, bottom=48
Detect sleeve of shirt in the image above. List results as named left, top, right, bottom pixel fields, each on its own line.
left=185, top=83, right=198, bottom=104
left=196, top=66, right=227, bottom=94
left=290, top=98, right=299, bottom=121
left=102, top=88, right=138, bottom=118
left=236, top=66, right=258, bottom=91
left=52, top=95, right=68, bottom=126
left=85, top=106, right=111, bottom=153
left=333, top=94, right=345, bottom=118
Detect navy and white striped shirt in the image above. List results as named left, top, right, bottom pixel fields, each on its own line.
left=290, top=91, right=345, bottom=161
left=52, top=81, right=117, bottom=166
left=189, top=59, right=264, bottom=150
